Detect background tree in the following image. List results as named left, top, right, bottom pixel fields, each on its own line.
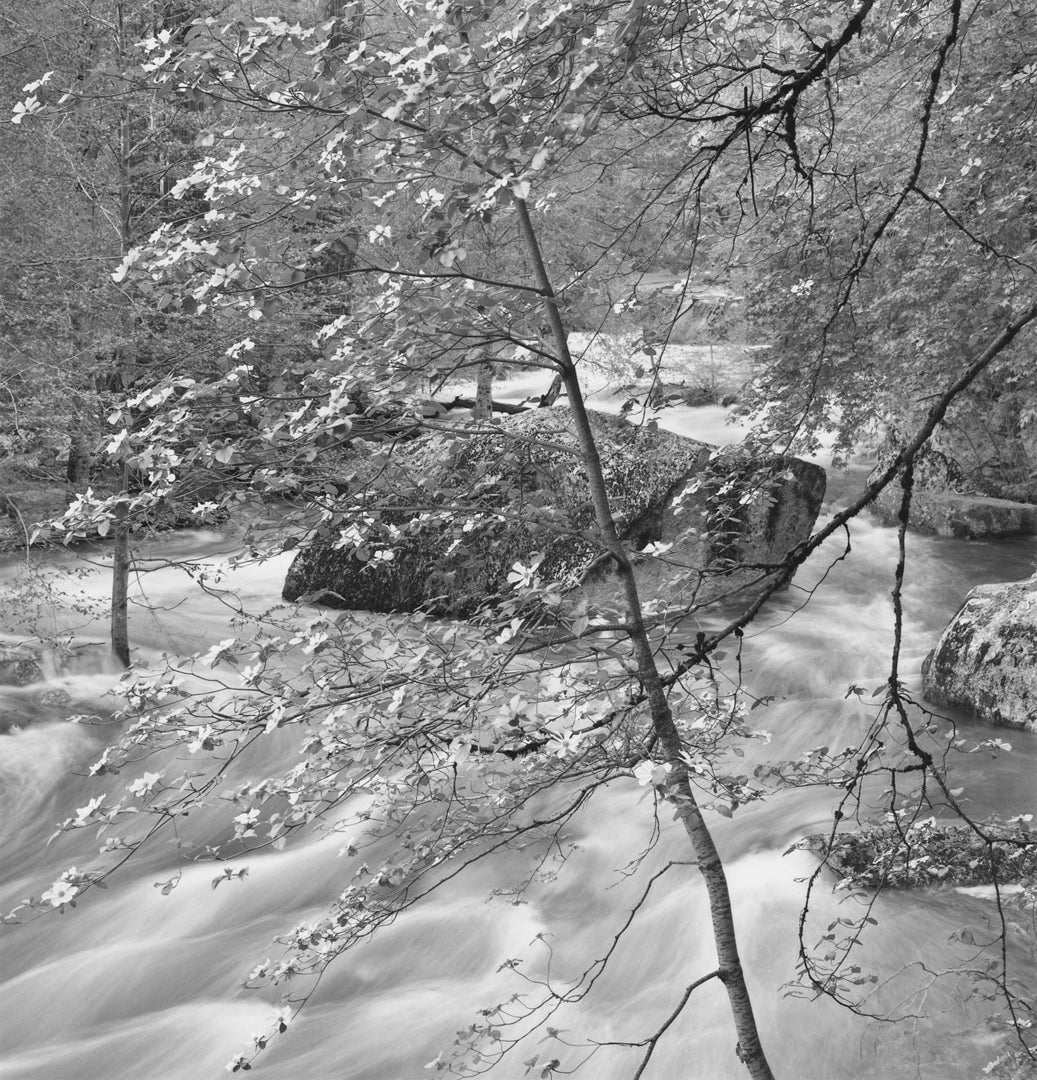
left=4, top=0, right=267, bottom=661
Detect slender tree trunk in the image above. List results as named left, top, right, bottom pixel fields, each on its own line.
left=473, top=360, right=494, bottom=420
left=513, top=196, right=776, bottom=1080
left=111, top=0, right=133, bottom=669
left=66, top=428, right=93, bottom=490
left=111, top=466, right=131, bottom=668
left=65, top=328, right=98, bottom=500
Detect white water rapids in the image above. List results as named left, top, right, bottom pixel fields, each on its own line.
left=0, top=403, right=1035, bottom=1080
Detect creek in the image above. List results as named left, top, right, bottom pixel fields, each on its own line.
left=0, top=402, right=1035, bottom=1080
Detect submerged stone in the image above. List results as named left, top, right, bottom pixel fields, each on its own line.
left=0, top=650, right=43, bottom=687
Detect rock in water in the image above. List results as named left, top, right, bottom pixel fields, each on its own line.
left=923, top=574, right=1037, bottom=732
left=869, top=435, right=1037, bottom=539
left=806, top=821, right=1037, bottom=889
left=0, top=649, right=43, bottom=687
left=283, top=407, right=826, bottom=615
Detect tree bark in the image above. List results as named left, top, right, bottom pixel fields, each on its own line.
left=111, top=1, right=133, bottom=670
left=513, top=195, right=776, bottom=1080
left=66, top=426, right=93, bottom=490
left=111, top=469, right=131, bottom=669
left=473, top=360, right=494, bottom=420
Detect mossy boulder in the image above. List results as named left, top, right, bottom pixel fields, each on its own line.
left=923, top=574, right=1037, bottom=731
left=0, top=647, right=43, bottom=687
left=869, top=433, right=1037, bottom=539
left=806, top=822, right=1037, bottom=889
left=283, top=407, right=826, bottom=615
left=868, top=438, right=1037, bottom=540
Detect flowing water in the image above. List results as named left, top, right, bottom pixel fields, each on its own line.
left=1, top=409, right=1035, bottom=1080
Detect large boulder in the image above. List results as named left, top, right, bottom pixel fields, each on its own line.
left=283, top=407, right=826, bottom=615
left=868, top=437, right=1037, bottom=538
left=922, top=574, right=1037, bottom=732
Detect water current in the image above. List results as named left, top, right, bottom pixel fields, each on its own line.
left=0, top=400, right=1035, bottom=1080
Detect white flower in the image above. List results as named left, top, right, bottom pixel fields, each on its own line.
left=186, top=725, right=217, bottom=753
left=105, top=429, right=130, bottom=455
left=11, top=94, right=43, bottom=124
left=547, top=730, right=584, bottom=758
left=225, top=339, right=255, bottom=360
left=246, top=960, right=271, bottom=982
left=21, top=72, right=53, bottom=94
left=506, top=555, right=543, bottom=590
left=640, top=541, right=673, bottom=557
left=41, top=879, right=79, bottom=907
left=128, top=772, right=163, bottom=797
left=633, top=761, right=671, bottom=787
left=74, top=796, right=105, bottom=826
left=234, top=809, right=261, bottom=837
left=200, top=639, right=237, bottom=668
left=416, top=188, right=445, bottom=208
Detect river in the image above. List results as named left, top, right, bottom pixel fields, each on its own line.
left=0, top=403, right=1035, bottom=1080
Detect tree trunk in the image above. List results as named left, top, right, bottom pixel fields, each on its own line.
left=111, top=474, right=131, bottom=669
left=66, top=428, right=93, bottom=491
left=539, top=372, right=563, bottom=407
left=473, top=360, right=494, bottom=420
left=513, top=195, right=776, bottom=1080
left=111, top=1, right=133, bottom=670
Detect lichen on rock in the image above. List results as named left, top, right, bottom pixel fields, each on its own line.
left=923, top=574, right=1037, bottom=732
